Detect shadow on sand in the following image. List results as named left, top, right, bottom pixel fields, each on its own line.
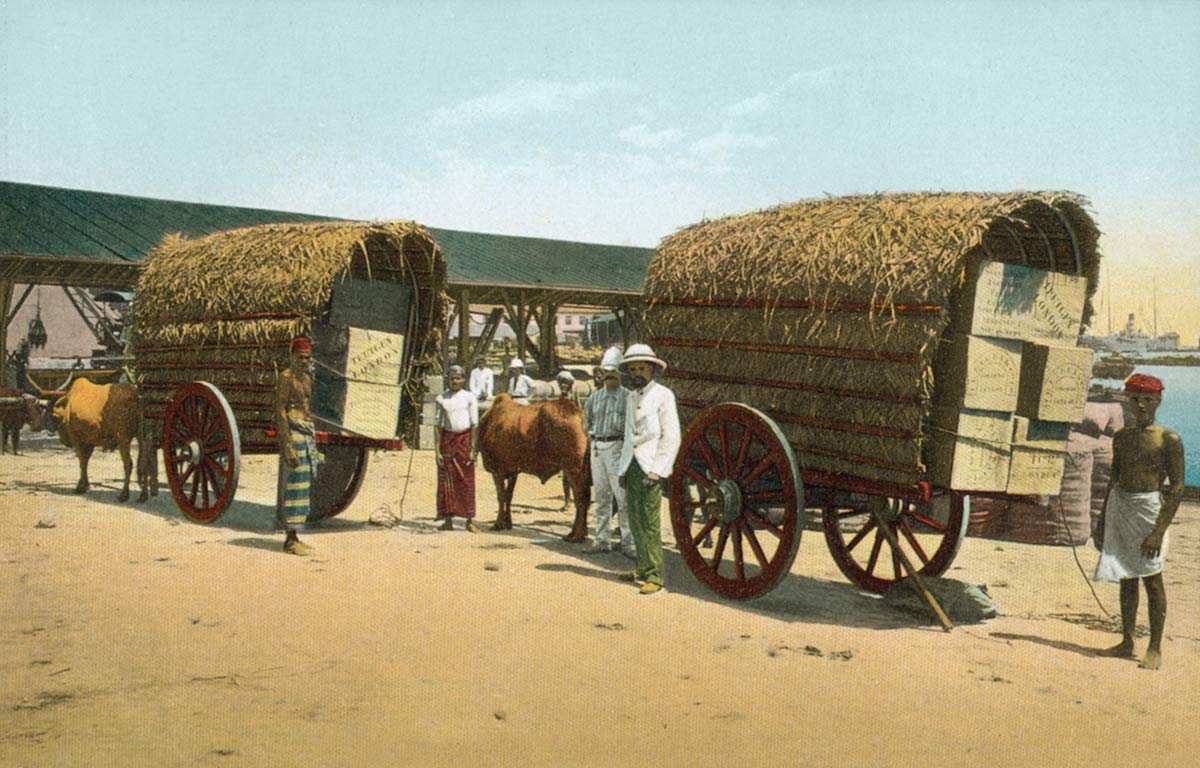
left=460, top=512, right=927, bottom=632
left=4, top=474, right=371, bottom=540
left=988, top=632, right=1104, bottom=659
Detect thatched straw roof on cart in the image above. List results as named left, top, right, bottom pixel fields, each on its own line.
left=644, top=191, right=1101, bottom=491
left=131, top=220, right=446, bottom=452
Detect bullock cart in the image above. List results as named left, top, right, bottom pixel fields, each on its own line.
left=645, top=192, right=1101, bottom=601
left=130, top=222, right=446, bottom=523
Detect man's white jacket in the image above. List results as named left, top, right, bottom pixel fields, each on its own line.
left=618, top=379, right=682, bottom=478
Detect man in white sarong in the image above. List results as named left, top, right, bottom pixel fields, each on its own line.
left=1093, top=374, right=1185, bottom=670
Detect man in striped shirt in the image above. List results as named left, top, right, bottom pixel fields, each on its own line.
left=585, top=346, right=633, bottom=556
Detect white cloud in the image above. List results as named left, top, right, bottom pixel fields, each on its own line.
left=725, top=65, right=845, bottom=116
left=616, top=123, right=684, bottom=149
left=429, top=79, right=635, bottom=127
left=689, top=130, right=777, bottom=156
left=725, top=92, right=772, bottom=117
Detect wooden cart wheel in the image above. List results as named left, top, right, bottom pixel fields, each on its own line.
left=309, top=445, right=369, bottom=522
left=669, top=403, right=805, bottom=600
left=822, top=492, right=967, bottom=593
left=162, top=382, right=241, bottom=524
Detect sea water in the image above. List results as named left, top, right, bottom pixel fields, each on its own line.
left=1094, top=364, right=1199, bottom=487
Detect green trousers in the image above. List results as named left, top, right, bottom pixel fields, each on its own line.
left=625, top=460, right=663, bottom=586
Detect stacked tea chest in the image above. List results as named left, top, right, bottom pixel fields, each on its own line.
left=926, top=260, right=1094, bottom=494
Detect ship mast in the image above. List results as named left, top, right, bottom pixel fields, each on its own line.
left=1152, top=276, right=1158, bottom=336
left=1106, top=280, right=1112, bottom=333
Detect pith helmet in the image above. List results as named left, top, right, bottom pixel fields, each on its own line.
left=599, top=345, right=623, bottom=372
left=508, top=357, right=525, bottom=369
left=556, top=370, right=575, bottom=383
left=619, top=343, right=667, bottom=372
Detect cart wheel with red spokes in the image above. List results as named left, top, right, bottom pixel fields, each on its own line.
left=822, top=492, right=968, bottom=593
left=162, top=382, right=241, bottom=524
left=309, top=444, right=369, bottom=522
left=669, top=403, right=805, bottom=600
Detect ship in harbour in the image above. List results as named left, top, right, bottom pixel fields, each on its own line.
left=1080, top=312, right=1180, bottom=355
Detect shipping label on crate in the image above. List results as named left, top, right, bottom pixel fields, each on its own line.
left=1007, top=417, right=1070, bottom=495
left=927, top=407, right=1014, bottom=492
left=934, top=334, right=1022, bottom=412
left=345, top=327, right=404, bottom=384
left=342, top=380, right=402, bottom=438
left=311, top=326, right=405, bottom=438
left=1016, top=342, right=1093, bottom=423
left=968, top=261, right=1089, bottom=342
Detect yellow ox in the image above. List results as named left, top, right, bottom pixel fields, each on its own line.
left=49, top=379, right=157, bottom=502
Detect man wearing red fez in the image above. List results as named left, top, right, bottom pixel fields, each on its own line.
left=1093, top=373, right=1185, bottom=670
left=275, top=336, right=319, bottom=555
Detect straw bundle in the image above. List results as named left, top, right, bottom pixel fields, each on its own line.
left=131, top=221, right=446, bottom=451
left=646, top=191, right=1101, bottom=487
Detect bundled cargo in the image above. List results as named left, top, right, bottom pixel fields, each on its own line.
left=950, top=260, right=1089, bottom=342
left=1007, top=417, right=1071, bottom=496
left=129, top=220, right=447, bottom=526
left=927, top=407, right=1014, bottom=492
left=133, top=221, right=446, bottom=448
left=932, top=334, right=1022, bottom=412
left=648, top=191, right=1111, bottom=600
left=645, top=191, right=1100, bottom=491
left=1016, top=341, right=1094, bottom=423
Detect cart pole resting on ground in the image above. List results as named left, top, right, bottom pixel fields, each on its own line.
left=647, top=192, right=1101, bottom=604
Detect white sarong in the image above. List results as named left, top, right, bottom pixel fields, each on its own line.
left=1094, top=486, right=1167, bottom=582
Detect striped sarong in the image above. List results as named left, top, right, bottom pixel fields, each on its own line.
left=277, top=422, right=319, bottom=528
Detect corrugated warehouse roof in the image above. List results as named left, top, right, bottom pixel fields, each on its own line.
left=427, top=226, right=652, bottom=305
left=0, top=181, right=654, bottom=305
left=0, top=180, right=329, bottom=284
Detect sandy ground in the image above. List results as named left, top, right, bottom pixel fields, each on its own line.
left=1, top=435, right=1198, bottom=768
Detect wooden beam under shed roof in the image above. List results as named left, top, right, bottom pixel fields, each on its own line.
left=0, top=254, right=140, bottom=289
left=450, top=281, right=641, bottom=310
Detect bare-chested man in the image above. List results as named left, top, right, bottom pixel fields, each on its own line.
left=275, top=336, right=320, bottom=556
left=1093, top=373, right=1185, bottom=670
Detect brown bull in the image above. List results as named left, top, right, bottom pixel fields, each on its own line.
left=0, top=387, right=42, bottom=455
left=479, top=393, right=591, bottom=540
left=48, top=379, right=157, bottom=502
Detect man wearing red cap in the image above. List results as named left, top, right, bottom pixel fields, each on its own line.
left=1093, top=373, right=1185, bottom=670
left=275, top=336, right=319, bottom=555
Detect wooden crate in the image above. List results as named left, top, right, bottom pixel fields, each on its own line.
left=1007, top=417, right=1070, bottom=496
left=955, top=260, right=1089, bottom=343
left=933, top=333, right=1023, bottom=412
left=314, top=327, right=405, bottom=440
left=926, top=407, right=1014, bottom=492
left=311, top=277, right=411, bottom=440
left=1016, top=342, right=1093, bottom=423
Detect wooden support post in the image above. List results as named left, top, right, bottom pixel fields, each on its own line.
left=457, top=288, right=471, bottom=366
left=0, top=280, right=12, bottom=384
left=612, top=306, right=630, bottom=349
left=5, top=283, right=34, bottom=327
left=468, top=308, right=503, bottom=365
left=541, top=302, right=558, bottom=374
left=516, top=291, right=528, bottom=362
left=440, top=302, right=450, bottom=368
left=867, top=498, right=954, bottom=632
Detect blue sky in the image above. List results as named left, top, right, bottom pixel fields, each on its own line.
left=2, top=0, right=1198, bottom=338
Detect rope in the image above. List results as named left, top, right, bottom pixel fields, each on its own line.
left=311, top=357, right=407, bottom=389
left=927, top=425, right=1069, bottom=455
left=395, top=445, right=416, bottom=521
left=1055, top=449, right=1112, bottom=618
